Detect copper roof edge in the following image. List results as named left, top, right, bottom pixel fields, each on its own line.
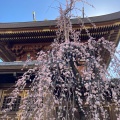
left=0, top=11, right=120, bottom=29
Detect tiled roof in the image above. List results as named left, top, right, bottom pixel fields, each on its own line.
left=0, top=12, right=120, bottom=29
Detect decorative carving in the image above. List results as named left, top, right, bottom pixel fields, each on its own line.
left=7, top=43, right=51, bottom=61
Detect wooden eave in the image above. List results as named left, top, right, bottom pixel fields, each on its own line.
left=0, top=12, right=119, bottom=44
left=0, top=24, right=119, bottom=43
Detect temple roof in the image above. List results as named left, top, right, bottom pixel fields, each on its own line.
left=0, top=12, right=119, bottom=62
left=0, top=11, right=120, bottom=29
left=0, top=61, right=34, bottom=72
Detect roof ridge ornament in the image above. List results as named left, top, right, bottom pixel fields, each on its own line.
left=32, top=11, right=36, bottom=21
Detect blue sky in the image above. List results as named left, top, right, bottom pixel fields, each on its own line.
left=108, top=42, right=120, bottom=79
left=0, top=59, right=2, bottom=62
left=0, top=0, right=120, bottom=22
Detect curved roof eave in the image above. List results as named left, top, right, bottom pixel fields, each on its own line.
left=0, top=11, right=120, bottom=29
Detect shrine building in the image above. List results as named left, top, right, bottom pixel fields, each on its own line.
left=0, top=11, right=120, bottom=119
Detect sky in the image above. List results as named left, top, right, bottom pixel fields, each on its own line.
left=108, top=42, right=120, bottom=79
left=0, top=0, right=120, bottom=23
